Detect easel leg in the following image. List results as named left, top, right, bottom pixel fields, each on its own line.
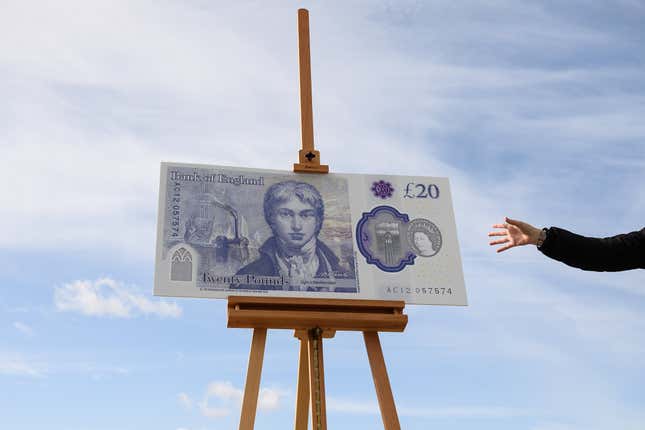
left=308, top=328, right=328, bottom=430
left=239, top=328, right=267, bottom=430
left=363, top=331, right=401, bottom=430
left=294, top=331, right=310, bottom=430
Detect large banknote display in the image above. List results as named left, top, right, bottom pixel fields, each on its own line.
left=154, top=162, right=467, bottom=305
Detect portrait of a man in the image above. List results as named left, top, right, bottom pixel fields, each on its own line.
left=232, top=180, right=352, bottom=291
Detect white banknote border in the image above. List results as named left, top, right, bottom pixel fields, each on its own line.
left=154, top=162, right=467, bottom=306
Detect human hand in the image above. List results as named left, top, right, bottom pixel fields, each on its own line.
left=488, top=217, right=541, bottom=253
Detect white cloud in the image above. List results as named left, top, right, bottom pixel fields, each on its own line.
left=13, top=321, right=34, bottom=337
left=54, top=277, right=182, bottom=318
left=196, top=381, right=284, bottom=419
left=198, top=381, right=241, bottom=418
left=257, top=388, right=282, bottom=411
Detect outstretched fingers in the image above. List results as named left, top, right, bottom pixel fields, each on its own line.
left=489, top=218, right=525, bottom=252
left=496, top=243, right=514, bottom=253
left=488, top=231, right=507, bottom=237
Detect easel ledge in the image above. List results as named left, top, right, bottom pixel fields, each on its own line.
left=228, top=296, right=407, bottom=332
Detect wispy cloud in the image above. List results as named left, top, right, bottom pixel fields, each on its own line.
left=178, top=392, right=193, bottom=410
left=12, top=321, right=34, bottom=337
left=0, top=353, right=129, bottom=380
left=0, top=353, right=43, bottom=377
left=327, top=397, right=378, bottom=415
left=54, top=277, right=182, bottom=318
left=327, top=396, right=531, bottom=418
left=84, top=364, right=129, bottom=381
left=1, top=1, right=643, bottom=263
left=400, top=405, right=532, bottom=418
left=530, top=423, right=580, bottom=430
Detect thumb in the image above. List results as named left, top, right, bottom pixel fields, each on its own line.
left=505, top=217, right=522, bottom=227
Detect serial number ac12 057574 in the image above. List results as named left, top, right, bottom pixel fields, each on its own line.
left=385, top=287, right=453, bottom=296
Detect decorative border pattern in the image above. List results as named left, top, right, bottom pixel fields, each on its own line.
left=355, top=205, right=416, bottom=273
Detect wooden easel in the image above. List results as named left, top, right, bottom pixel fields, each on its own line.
left=230, top=9, right=406, bottom=430
left=229, top=297, right=407, bottom=430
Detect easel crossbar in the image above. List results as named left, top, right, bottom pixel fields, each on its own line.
left=229, top=296, right=405, bottom=310
left=227, top=297, right=407, bottom=332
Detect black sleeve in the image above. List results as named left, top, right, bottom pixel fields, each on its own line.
left=538, top=226, right=645, bottom=272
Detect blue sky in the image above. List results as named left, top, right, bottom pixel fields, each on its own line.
left=2, top=1, right=644, bottom=429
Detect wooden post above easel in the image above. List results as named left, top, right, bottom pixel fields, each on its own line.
left=294, top=8, right=329, bottom=174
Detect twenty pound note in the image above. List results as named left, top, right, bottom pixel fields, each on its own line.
left=154, top=162, right=467, bottom=305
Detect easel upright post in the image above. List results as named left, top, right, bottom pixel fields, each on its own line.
left=307, top=327, right=331, bottom=430
left=238, top=328, right=267, bottom=430
left=364, top=331, right=401, bottom=430
left=294, top=331, right=310, bottom=430
left=294, top=8, right=328, bottom=173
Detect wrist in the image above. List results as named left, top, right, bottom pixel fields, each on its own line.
left=527, top=226, right=541, bottom=245
left=535, top=228, right=548, bottom=248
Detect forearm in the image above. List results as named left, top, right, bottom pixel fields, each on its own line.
left=539, top=227, right=645, bottom=272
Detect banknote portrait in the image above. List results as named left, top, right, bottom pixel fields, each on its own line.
left=412, top=230, right=435, bottom=256
left=406, top=218, right=442, bottom=258
left=232, top=180, right=355, bottom=291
